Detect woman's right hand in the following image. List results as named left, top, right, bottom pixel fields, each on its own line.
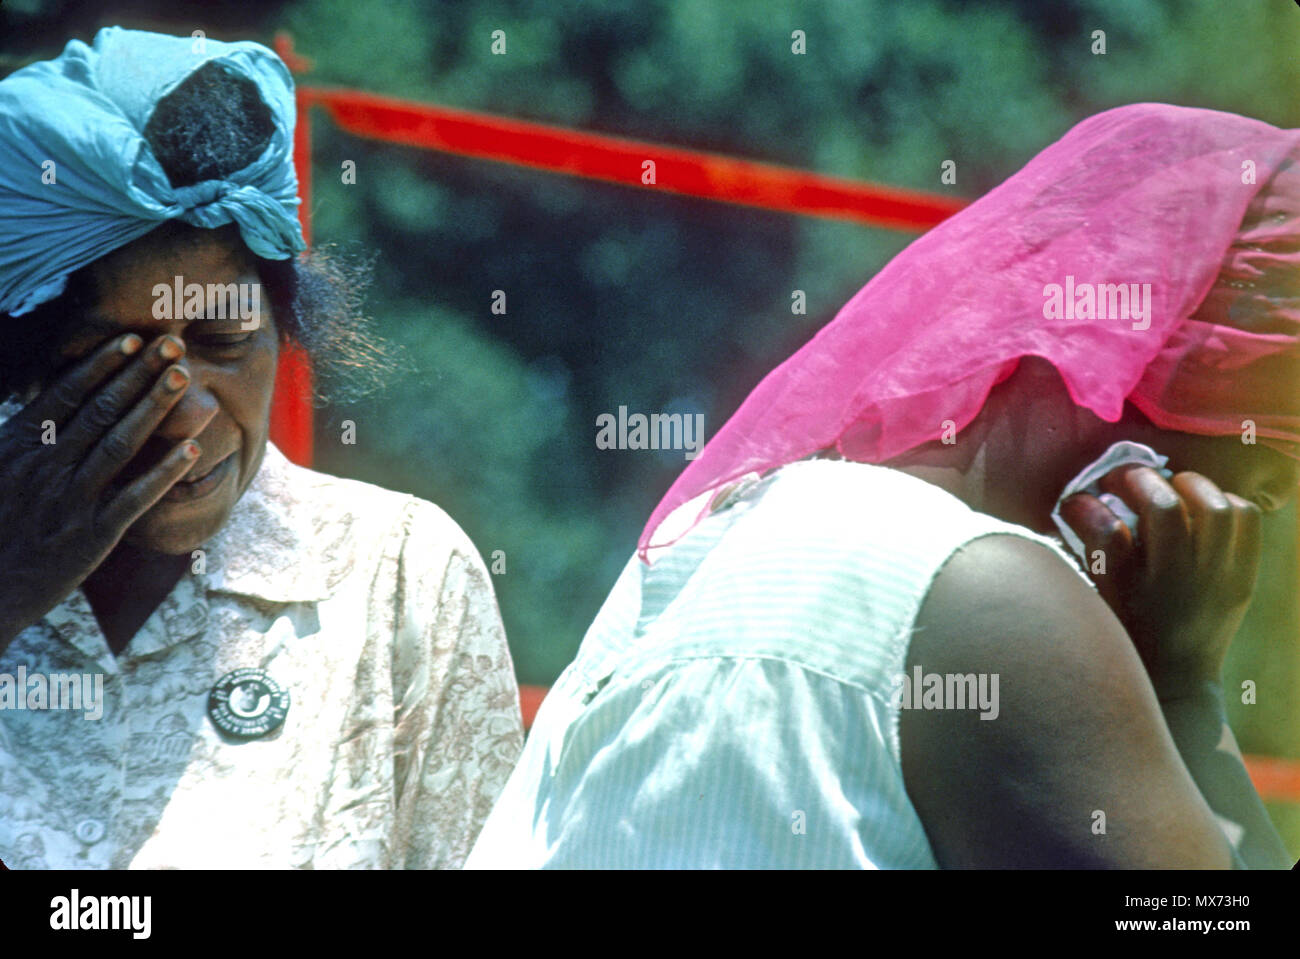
left=1058, top=465, right=1263, bottom=696
left=0, top=333, right=200, bottom=650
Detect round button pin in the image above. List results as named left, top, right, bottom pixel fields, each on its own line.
left=74, top=819, right=105, bottom=845
left=208, top=668, right=290, bottom=739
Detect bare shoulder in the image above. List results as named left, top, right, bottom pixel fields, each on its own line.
left=911, top=534, right=1120, bottom=676
left=904, top=534, right=1150, bottom=775
left=899, top=533, right=1231, bottom=868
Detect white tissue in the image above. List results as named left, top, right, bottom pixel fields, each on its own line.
left=1049, top=440, right=1173, bottom=563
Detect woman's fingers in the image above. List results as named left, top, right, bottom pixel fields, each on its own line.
left=1222, top=492, right=1263, bottom=608
left=97, top=438, right=200, bottom=536
left=1097, top=465, right=1190, bottom=584
left=60, top=334, right=185, bottom=461
left=1066, top=463, right=1266, bottom=687
left=1170, top=471, right=1234, bottom=575
left=1057, top=492, right=1133, bottom=608
left=73, top=363, right=190, bottom=497
left=1096, top=469, right=1258, bottom=598
left=7, top=334, right=141, bottom=441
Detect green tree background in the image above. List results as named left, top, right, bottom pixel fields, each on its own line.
left=4, top=0, right=1300, bottom=854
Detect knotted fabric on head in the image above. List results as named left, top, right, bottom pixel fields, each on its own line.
left=640, top=103, right=1300, bottom=559
left=0, top=26, right=305, bottom=317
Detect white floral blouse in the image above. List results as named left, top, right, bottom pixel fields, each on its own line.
left=0, top=438, right=523, bottom=869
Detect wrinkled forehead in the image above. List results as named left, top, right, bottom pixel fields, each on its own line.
left=59, top=225, right=260, bottom=345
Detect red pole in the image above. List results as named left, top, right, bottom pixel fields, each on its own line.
left=300, top=85, right=965, bottom=231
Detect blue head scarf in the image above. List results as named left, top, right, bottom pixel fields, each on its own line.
left=0, top=26, right=306, bottom=316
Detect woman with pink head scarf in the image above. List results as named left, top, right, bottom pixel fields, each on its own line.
left=469, top=104, right=1300, bottom=869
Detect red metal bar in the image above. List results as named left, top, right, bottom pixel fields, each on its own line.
left=1244, top=754, right=1300, bottom=803
left=519, top=684, right=547, bottom=730
left=299, top=86, right=966, bottom=231
left=270, top=346, right=314, bottom=465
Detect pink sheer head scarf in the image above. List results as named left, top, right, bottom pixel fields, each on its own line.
left=640, top=103, right=1300, bottom=559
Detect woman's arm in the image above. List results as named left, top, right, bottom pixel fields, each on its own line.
left=1062, top=466, right=1291, bottom=868
left=900, top=533, right=1269, bottom=868
left=1156, top=682, right=1291, bottom=868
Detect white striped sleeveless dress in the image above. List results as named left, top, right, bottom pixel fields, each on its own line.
left=467, top=458, right=1094, bottom=868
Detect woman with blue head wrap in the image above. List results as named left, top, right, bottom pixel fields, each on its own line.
left=0, top=28, right=523, bottom=870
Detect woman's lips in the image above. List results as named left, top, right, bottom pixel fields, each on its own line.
left=161, top=451, right=236, bottom=502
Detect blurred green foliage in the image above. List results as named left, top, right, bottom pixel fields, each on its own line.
left=5, top=0, right=1300, bottom=855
